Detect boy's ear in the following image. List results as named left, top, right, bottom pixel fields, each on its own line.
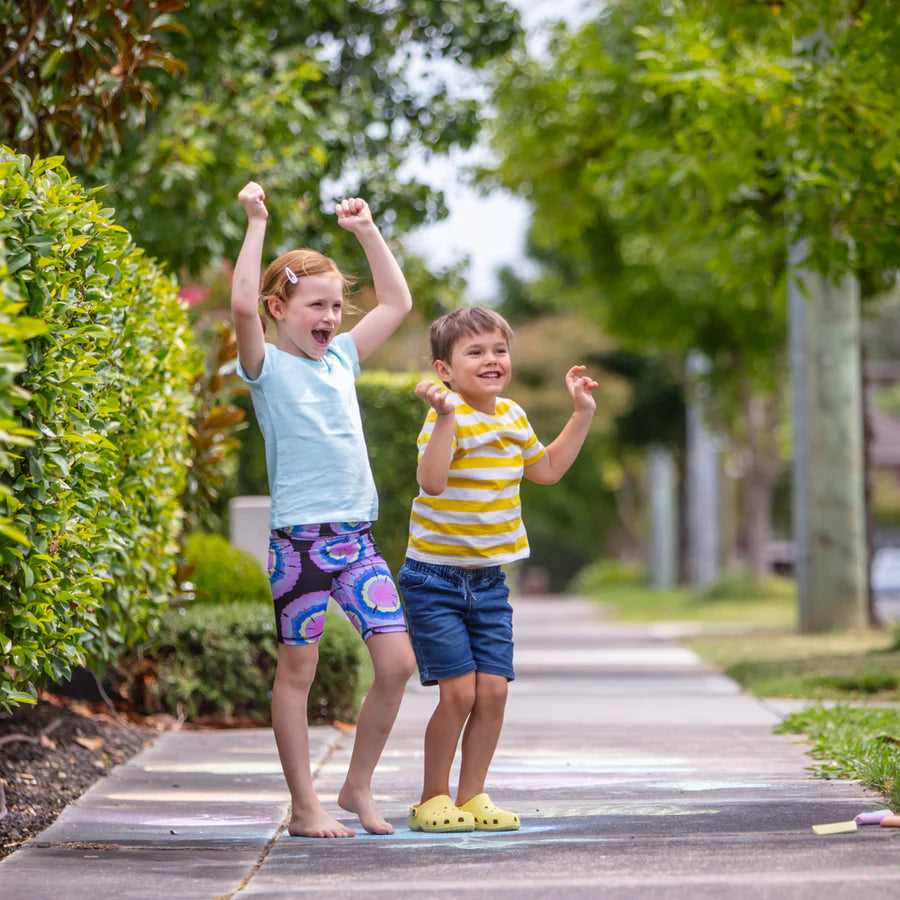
left=434, top=358, right=452, bottom=385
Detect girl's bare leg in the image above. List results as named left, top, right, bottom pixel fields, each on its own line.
left=455, top=672, right=508, bottom=806
left=420, top=673, right=477, bottom=803
left=272, top=643, right=355, bottom=837
left=338, top=631, right=416, bottom=834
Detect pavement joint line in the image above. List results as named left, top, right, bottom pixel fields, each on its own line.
left=220, top=729, right=348, bottom=898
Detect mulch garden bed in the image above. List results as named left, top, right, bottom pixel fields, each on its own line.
left=0, top=695, right=164, bottom=859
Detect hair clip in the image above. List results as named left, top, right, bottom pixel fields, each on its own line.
left=284, top=265, right=298, bottom=284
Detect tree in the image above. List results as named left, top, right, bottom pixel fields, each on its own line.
left=0, top=1, right=187, bottom=169
left=82, top=0, right=523, bottom=276
left=487, top=1, right=788, bottom=579
left=489, top=0, right=900, bottom=624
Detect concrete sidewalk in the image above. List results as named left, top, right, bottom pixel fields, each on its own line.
left=1, top=596, right=897, bottom=899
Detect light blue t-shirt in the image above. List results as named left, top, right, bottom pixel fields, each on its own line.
left=236, top=333, right=378, bottom=529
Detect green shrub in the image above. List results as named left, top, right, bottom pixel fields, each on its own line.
left=0, top=149, right=202, bottom=711
left=700, top=574, right=795, bottom=602
left=183, top=532, right=269, bottom=605
left=137, top=602, right=363, bottom=724
left=572, top=558, right=647, bottom=594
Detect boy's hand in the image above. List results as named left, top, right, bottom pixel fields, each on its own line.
left=335, top=197, right=374, bottom=234
left=565, top=365, right=598, bottom=413
left=238, top=182, right=268, bottom=221
left=415, top=380, right=456, bottom=416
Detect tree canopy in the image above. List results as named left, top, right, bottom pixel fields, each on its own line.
left=1, top=1, right=522, bottom=277
left=90, top=0, right=523, bottom=274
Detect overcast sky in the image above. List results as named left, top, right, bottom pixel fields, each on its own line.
left=405, top=0, right=593, bottom=302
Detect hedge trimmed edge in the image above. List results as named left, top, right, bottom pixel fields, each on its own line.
left=0, top=147, right=201, bottom=712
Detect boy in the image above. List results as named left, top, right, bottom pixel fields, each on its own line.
left=398, top=307, right=597, bottom=833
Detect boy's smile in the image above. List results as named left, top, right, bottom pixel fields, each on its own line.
left=435, top=328, right=511, bottom=413
left=273, top=274, right=344, bottom=360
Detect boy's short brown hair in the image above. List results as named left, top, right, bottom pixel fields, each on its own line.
left=429, top=307, right=514, bottom=363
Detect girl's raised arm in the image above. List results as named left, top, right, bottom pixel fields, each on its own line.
left=231, top=182, right=269, bottom=380
left=338, top=198, right=413, bottom=363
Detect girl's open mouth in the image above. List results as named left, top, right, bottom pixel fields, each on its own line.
left=312, top=329, right=331, bottom=346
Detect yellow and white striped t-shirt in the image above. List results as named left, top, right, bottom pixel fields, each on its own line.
left=406, top=395, right=546, bottom=567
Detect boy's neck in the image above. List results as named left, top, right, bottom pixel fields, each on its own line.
left=456, top=391, right=497, bottom=415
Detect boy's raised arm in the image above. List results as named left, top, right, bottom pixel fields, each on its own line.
left=231, top=182, right=268, bottom=380
left=414, top=380, right=456, bottom=496
left=340, top=198, right=413, bottom=363
left=525, top=366, right=598, bottom=486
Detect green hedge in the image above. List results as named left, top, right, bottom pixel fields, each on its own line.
left=140, top=603, right=363, bottom=724
left=0, top=149, right=201, bottom=711
left=182, top=532, right=269, bottom=605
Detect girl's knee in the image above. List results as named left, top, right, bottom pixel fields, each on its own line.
left=373, top=647, right=417, bottom=688
left=275, top=644, right=319, bottom=691
left=368, top=633, right=417, bottom=685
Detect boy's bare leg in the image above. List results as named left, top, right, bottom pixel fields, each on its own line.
left=272, top=643, right=355, bottom=837
left=420, top=673, right=477, bottom=803
left=338, top=631, right=416, bottom=834
left=456, top=672, right=508, bottom=805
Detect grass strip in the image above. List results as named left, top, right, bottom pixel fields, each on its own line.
left=776, top=705, right=900, bottom=810
left=577, top=573, right=796, bottom=627
left=687, top=631, right=900, bottom=702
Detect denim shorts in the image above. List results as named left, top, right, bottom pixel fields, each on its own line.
left=398, top=558, right=514, bottom=686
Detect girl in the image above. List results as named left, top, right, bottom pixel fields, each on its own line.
left=231, top=182, right=416, bottom=838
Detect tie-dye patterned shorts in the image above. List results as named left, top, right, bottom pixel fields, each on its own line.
left=267, top=522, right=407, bottom=645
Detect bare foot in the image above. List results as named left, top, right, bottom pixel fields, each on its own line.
left=288, top=805, right=355, bottom=838
left=338, top=783, right=394, bottom=835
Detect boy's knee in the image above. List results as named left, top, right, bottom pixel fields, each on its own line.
left=440, top=680, right=477, bottom=718
left=475, top=675, right=508, bottom=710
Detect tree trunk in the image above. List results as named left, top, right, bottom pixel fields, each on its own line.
left=794, top=264, right=868, bottom=631
left=742, top=391, right=782, bottom=579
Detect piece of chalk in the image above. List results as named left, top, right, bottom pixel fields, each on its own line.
left=878, top=816, right=900, bottom=828
left=855, top=809, right=893, bottom=825
left=812, top=820, right=858, bottom=835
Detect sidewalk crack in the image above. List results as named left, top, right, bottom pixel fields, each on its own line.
left=217, top=729, right=346, bottom=899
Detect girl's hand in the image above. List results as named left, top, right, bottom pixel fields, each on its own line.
left=565, top=365, right=598, bottom=413
left=415, top=380, right=456, bottom=416
left=335, top=197, right=374, bottom=234
left=238, top=182, right=268, bottom=221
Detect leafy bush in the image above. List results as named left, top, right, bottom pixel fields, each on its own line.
left=182, top=532, right=269, bottom=606
left=0, top=149, right=201, bottom=711
left=700, top=574, right=795, bottom=603
left=135, top=603, right=363, bottom=724
left=572, top=558, right=647, bottom=594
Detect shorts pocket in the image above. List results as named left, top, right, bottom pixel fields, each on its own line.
left=398, top=565, right=434, bottom=593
